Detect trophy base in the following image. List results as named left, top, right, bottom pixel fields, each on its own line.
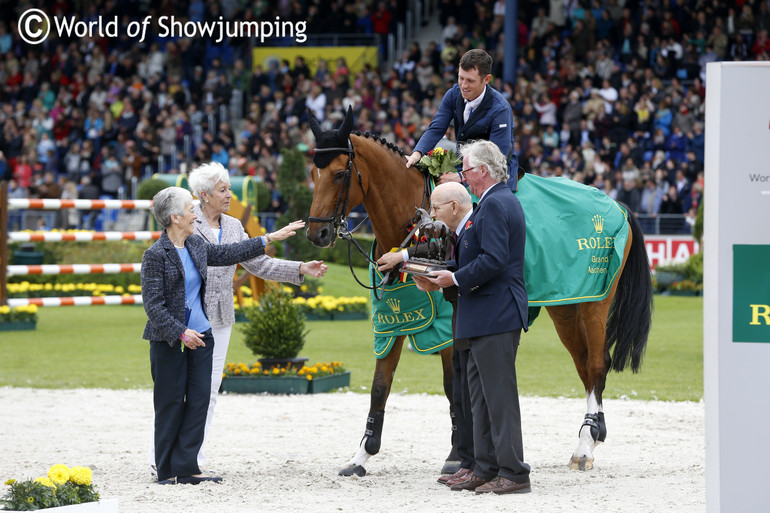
left=401, top=257, right=448, bottom=277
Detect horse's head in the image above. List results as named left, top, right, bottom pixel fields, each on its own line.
left=306, top=106, right=365, bottom=247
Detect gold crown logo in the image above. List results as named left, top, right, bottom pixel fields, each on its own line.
left=386, top=298, right=401, bottom=313
left=592, top=215, right=604, bottom=234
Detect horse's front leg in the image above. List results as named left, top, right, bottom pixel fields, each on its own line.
left=439, top=345, right=461, bottom=475
left=338, top=336, right=404, bottom=477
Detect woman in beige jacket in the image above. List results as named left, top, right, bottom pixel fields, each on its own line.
left=149, top=162, right=327, bottom=472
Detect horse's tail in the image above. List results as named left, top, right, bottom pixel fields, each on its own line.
left=607, top=208, right=653, bottom=373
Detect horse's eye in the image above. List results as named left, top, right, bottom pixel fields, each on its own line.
left=333, top=171, right=346, bottom=181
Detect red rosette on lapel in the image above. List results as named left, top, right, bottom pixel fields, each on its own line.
left=465, top=220, right=473, bottom=230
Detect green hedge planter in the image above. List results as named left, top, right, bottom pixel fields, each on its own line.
left=0, top=321, right=37, bottom=331
left=221, top=372, right=351, bottom=395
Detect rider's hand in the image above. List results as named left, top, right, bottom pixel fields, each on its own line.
left=405, top=151, right=422, bottom=168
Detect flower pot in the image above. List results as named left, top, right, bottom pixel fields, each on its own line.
left=667, top=289, right=701, bottom=296
left=304, top=312, right=334, bottom=321
left=0, top=321, right=37, bottom=331
left=304, top=312, right=368, bottom=321
left=308, top=371, right=351, bottom=393
left=220, top=372, right=351, bottom=394
left=4, top=499, right=119, bottom=512
left=257, top=357, right=308, bottom=371
left=655, top=270, right=685, bottom=288
left=332, top=312, right=369, bottom=321
left=221, top=376, right=310, bottom=394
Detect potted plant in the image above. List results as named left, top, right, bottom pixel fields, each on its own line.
left=654, top=262, right=688, bottom=291
left=240, top=286, right=308, bottom=371
left=222, top=361, right=351, bottom=394
left=0, top=304, right=38, bottom=331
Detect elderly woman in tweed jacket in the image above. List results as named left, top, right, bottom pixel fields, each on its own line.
left=148, top=162, right=327, bottom=474
left=142, top=186, right=291, bottom=485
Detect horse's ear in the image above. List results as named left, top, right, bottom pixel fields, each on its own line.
left=307, top=108, right=321, bottom=137
left=339, top=105, right=355, bottom=137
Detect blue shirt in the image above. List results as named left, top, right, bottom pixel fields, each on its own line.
left=177, top=247, right=211, bottom=334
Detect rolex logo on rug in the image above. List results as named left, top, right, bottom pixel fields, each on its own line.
left=386, top=298, right=401, bottom=313
left=592, top=215, right=604, bottom=234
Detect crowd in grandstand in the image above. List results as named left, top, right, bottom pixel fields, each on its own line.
left=2, top=0, right=768, bottom=233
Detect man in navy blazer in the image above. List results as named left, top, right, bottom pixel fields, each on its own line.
left=405, top=49, right=519, bottom=191
left=423, top=140, right=530, bottom=495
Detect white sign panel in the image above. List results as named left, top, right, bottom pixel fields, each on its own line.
left=704, top=62, right=770, bottom=513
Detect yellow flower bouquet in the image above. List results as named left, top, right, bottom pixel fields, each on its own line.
left=417, top=147, right=462, bottom=178
left=2, top=464, right=99, bottom=510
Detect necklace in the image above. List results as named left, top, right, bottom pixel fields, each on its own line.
left=169, top=231, right=187, bottom=248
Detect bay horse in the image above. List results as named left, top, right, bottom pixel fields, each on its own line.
left=306, top=108, right=652, bottom=476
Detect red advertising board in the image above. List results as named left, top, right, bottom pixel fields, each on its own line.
left=644, top=236, right=700, bottom=270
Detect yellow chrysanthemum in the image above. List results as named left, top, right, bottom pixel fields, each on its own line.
left=34, top=477, right=56, bottom=488
left=4, top=479, right=16, bottom=485
left=69, top=466, right=93, bottom=486
left=47, top=464, right=71, bottom=485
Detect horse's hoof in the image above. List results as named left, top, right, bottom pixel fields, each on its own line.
left=441, top=460, right=461, bottom=475
left=338, top=465, right=367, bottom=477
left=568, top=455, right=594, bottom=471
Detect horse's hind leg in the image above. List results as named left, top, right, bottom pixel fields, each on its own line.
left=570, top=302, right=612, bottom=471
left=547, top=304, right=610, bottom=471
left=339, top=336, right=405, bottom=477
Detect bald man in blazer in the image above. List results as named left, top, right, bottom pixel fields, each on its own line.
left=423, top=140, right=530, bottom=495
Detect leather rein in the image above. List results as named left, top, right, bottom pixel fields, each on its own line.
left=308, top=138, right=431, bottom=300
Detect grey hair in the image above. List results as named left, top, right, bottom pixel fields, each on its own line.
left=150, top=187, right=192, bottom=228
left=188, top=162, right=230, bottom=199
left=461, top=139, right=509, bottom=183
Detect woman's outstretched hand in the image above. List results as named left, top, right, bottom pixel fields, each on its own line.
left=268, top=220, right=306, bottom=242
left=299, top=260, right=328, bottom=278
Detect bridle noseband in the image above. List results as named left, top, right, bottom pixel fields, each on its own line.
left=307, top=138, right=365, bottom=241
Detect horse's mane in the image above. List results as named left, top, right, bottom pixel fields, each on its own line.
left=351, top=130, right=407, bottom=158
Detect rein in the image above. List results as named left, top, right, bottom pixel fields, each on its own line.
left=310, top=138, right=431, bottom=300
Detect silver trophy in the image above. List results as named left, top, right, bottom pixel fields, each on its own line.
left=401, top=208, right=452, bottom=277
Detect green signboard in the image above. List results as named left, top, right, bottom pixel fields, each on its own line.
left=733, top=245, right=770, bottom=343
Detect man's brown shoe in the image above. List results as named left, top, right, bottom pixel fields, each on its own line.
left=475, top=476, right=531, bottom=494
left=438, top=467, right=471, bottom=486
left=449, top=474, right=488, bottom=491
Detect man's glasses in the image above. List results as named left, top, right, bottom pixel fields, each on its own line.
left=429, top=201, right=455, bottom=213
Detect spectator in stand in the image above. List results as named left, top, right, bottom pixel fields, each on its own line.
left=753, top=29, right=770, bottom=58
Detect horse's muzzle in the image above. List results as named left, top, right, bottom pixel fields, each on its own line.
left=307, top=222, right=336, bottom=248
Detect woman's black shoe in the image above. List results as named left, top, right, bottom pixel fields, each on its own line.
left=177, top=475, right=223, bottom=485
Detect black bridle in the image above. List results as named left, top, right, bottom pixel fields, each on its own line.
left=307, top=137, right=431, bottom=300
left=307, top=138, right=365, bottom=238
